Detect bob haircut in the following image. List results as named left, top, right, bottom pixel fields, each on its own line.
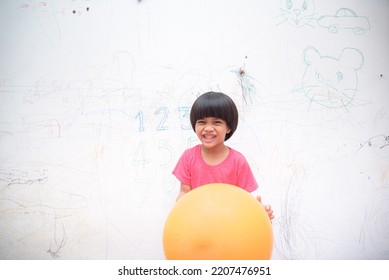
left=190, top=91, right=238, bottom=141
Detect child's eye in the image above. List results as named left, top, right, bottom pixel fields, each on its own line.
left=213, top=120, right=224, bottom=125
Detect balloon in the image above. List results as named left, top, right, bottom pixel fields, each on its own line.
left=163, top=183, right=273, bottom=259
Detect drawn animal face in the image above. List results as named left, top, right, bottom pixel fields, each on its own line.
left=302, top=46, right=364, bottom=108
left=279, top=0, right=315, bottom=27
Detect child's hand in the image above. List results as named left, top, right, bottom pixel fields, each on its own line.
left=256, top=195, right=274, bottom=221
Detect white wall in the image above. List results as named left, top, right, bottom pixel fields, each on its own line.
left=0, top=0, right=388, bottom=259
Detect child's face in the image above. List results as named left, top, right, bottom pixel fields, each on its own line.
left=194, top=117, right=231, bottom=149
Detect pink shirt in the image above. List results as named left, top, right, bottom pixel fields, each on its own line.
left=172, top=144, right=258, bottom=192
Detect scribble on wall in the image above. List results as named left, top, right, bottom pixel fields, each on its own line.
left=232, top=66, right=258, bottom=106
left=275, top=162, right=322, bottom=260
left=47, top=219, right=67, bottom=259
left=358, top=189, right=389, bottom=258
left=0, top=168, right=48, bottom=191
left=359, top=135, right=389, bottom=159
left=0, top=167, right=91, bottom=258
left=15, top=0, right=113, bottom=49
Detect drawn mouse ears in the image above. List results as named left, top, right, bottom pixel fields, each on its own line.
left=303, top=46, right=321, bottom=66
left=303, top=45, right=364, bottom=70
left=339, top=47, right=364, bottom=70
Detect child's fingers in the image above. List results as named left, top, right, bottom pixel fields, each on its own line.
left=256, top=197, right=274, bottom=220
left=264, top=205, right=274, bottom=220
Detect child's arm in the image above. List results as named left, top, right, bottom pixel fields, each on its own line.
left=176, top=183, right=191, bottom=201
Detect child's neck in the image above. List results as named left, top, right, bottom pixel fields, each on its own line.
left=200, top=144, right=230, bottom=165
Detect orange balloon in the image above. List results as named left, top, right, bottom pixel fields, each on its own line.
left=163, top=183, right=273, bottom=260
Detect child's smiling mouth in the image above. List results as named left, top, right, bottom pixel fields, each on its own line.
left=203, top=134, right=216, bottom=141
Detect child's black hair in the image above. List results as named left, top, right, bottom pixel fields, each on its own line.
left=190, top=91, right=238, bottom=141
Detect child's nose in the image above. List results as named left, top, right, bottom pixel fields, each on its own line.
left=204, top=124, right=215, bottom=131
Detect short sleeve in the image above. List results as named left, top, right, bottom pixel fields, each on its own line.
left=172, top=149, right=192, bottom=186
left=236, top=155, right=258, bottom=193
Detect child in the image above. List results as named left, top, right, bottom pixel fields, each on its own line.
left=172, top=91, right=274, bottom=220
